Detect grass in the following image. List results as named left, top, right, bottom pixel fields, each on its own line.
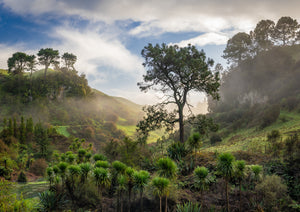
left=55, top=126, right=70, bottom=137
left=116, top=124, right=165, bottom=143
left=203, top=110, right=300, bottom=153
left=12, top=181, right=49, bottom=199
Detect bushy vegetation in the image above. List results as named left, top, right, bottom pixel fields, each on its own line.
left=1, top=16, right=300, bottom=211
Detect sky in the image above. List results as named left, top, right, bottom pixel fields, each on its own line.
left=1, top=0, right=300, bottom=105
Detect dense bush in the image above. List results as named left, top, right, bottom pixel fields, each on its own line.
left=29, top=158, right=48, bottom=176
left=255, top=175, right=288, bottom=211
left=210, top=134, right=222, bottom=145
left=17, top=171, right=27, bottom=183
left=260, top=104, right=280, bottom=128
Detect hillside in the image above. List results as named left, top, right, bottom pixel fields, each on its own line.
left=0, top=69, right=143, bottom=147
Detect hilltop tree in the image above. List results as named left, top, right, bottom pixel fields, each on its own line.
left=37, top=48, right=59, bottom=79
left=26, top=55, right=37, bottom=93
left=223, top=32, right=252, bottom=64
left=272, top=16, right=299, bottom=45
left=62, top=52, right=77, bottom=70
left=138, top=43, right=220, bottom=143
left=7, top=52, right=28, bottom=74
left=252, top=19, right=275, bottom=51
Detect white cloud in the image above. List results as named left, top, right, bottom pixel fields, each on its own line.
left=171, top=32, right=229, bottom=47
left=50, top=25, right=144, bottom=83
left=3, top=0, right=300, bottom=36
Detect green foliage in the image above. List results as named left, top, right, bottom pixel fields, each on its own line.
left=156, top=157, right=177, bottom=179
left=0, top=179, right=38, bottom=211
left=176, top=201, right=201, bottom=212
left=217, top=153, right=235, bottom=180
left=167, top=142, right=189, bottom=161
left=138, top=43, right=220, bottom=143
left=234, top=160, right=246, bottom=180
left=261, top=105, right=281, bottom=128
left=251, top=165, right=263, bottom=181
left=95, top=160, right=110, bottom=169
left=112, top=160, right=127, bottom=175
left=79, top=163, right=92, bottom=183
left=93, top=167, right=111, bottom=189
left=133, top=170, right=150, bottom=192
left=38, top=190, right=65, bottom=212
left=255, top=175, right=288, bottom=211
left=210, top=134, right=222, bottom=145
left=194, top=166, right=210, bottom=192
left=93, top=153, right=107, bottom=162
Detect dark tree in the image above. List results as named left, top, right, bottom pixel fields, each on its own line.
left=34, top=123, right=49, bottom=158
left=26, top=55, right=37, bottom=93
left=37, top=48, right=60, bottom=79
left=252, top=19, right=275, bottom=51
left=272, top=16, right=299, bottom=45
left=62, top=52, right=77, bottom=70
left=138, top=43, right=220, bottom=143
left=7, top=52, right=28, bottom=74
left=223, top=32, right=252, bottom=64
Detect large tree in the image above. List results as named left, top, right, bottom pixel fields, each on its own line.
left=252, top=19, right=275, bottom=51
left=7, top=52, right=28, bottom=74
left=37, top=48, right=59, bottom=79
left=62, top=52, right=77, bottom=70
left=272, top=16, right=299, bottom=46
left=137, top=43, right=220, bottom=143
left=223, top=32, right=252, bottom=64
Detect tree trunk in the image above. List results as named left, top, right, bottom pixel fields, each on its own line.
left=179, top=109, right=184, bottom=143
left=121, top=191, right=123, bottom=212
left=226, top=180, right=229, bottom=212
left=44, top=65, right=49, bottom=80
left=140, top=191, right=143, bottom=212
left=165, top=196, right=168, bottom=212
left=160, top=196, right=162, bottom=212
left=239, top=180, right=242, bottom=212
left=128, top=187, right=132, bottom=212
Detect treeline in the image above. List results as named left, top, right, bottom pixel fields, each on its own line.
left=0, top=116, right=62, bottom=180
left=223, top=16, right=300, bottom=64
left=208, top=17, right=300, bottom=131
left=1, top=48, right=92, bottom=104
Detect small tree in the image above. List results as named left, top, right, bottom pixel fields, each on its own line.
left=188, top=132, right=201, bottom=160
left=194, top=166, right=210, bottom=207
left=156, top=157, right=177, bottom=180
left=152, top=177, right=170, bottom=212
left=217, top=153, right=235, bottom=212
left=133, top=170, right=150, bottom=212
left=234, top=160, right=246, bottom=212
left=93, top=167, right=111, bottom=211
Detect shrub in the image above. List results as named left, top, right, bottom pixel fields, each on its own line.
left=255, top=175, right=288, bottom=211
left=176, top=201, right=201, bottom=212
left=29, top=158, right=48, bottom=176
left=17, top=171, right=27, bottom=183
left=167, top=142, right=189, bottom=161
left=93, top=153, right=107, bottom=162
left=210, top=134, right=222, bottom=145
left=260, top=105, right=280, bottom=128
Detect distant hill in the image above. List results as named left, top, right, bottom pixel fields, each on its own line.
left=0, top=68, right=144, bottom=149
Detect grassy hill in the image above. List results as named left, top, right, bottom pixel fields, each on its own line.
left=203, top=110, right=300, bottom=153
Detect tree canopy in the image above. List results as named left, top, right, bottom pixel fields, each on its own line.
left=137, top=43, right=220, bottom=143
left=37, top=48, right=60, bottom=79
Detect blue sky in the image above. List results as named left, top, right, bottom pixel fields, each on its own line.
left=1, top=0, right=300, bottom=105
